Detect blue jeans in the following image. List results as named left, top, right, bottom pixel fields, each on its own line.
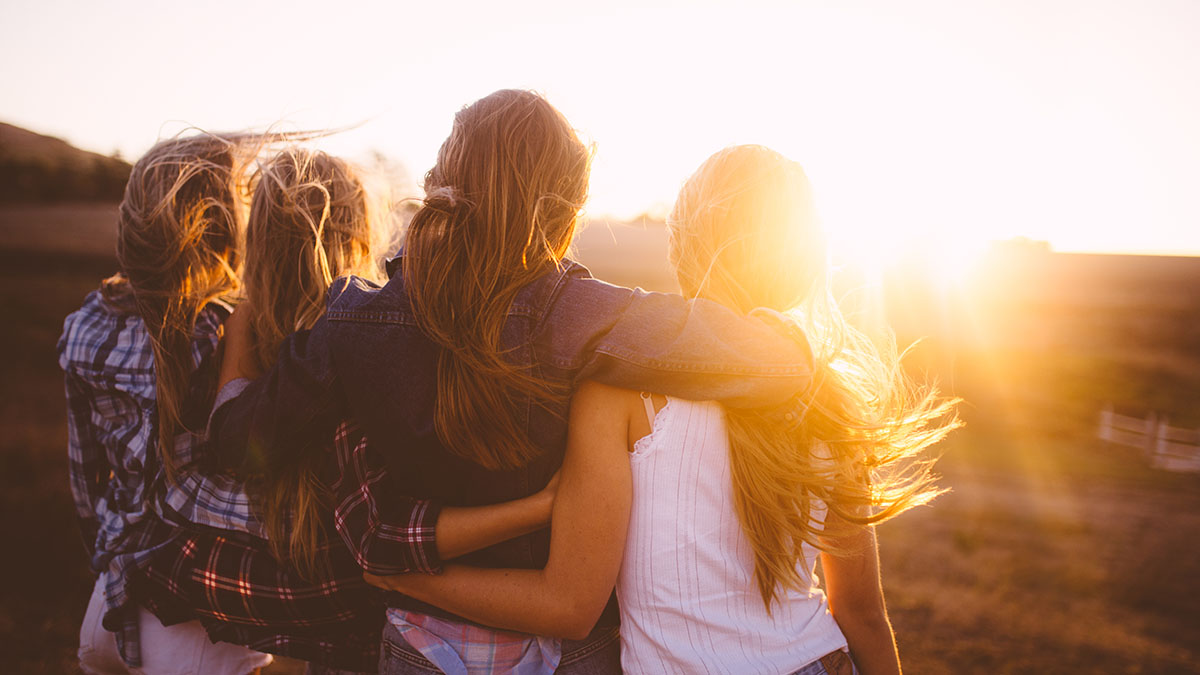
left=789, top=649, right=859, bottom=675
left=378, top=622, right=621, bottom=675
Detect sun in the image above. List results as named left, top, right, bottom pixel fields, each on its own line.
left=826, top=215, right=990, bottom=293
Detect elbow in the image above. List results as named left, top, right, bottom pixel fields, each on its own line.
left=552, top=597, right=607, bottom=641
left=559, top=620, right=596, bottom=642
left=829, top=600, right=891, bottom=635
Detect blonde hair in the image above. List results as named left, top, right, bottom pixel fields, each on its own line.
left=667, top=145, right=959, bottom=612
left=402, top=89, right=592, bottom=470
left=102, top=132, right=259, bottom=482
left=241, top=147, right=388, bottom=576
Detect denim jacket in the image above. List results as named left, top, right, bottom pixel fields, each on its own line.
left=210, top=258, right=811, bottom=615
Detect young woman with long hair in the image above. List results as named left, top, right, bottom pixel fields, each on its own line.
left=367, top=145, right=959, bottom=675
left=59, top=132, right=275, bottom=674
left=231, top=146, right=388, bottom=574
left=211, top=91, right=831, bottom=674
left=131, top=144, right=564, bottom=673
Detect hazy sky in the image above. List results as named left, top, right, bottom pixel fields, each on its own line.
left=2, top=0, right=1198, bottom=257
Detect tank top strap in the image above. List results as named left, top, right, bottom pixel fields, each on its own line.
left=639, top=391, right=656, bottom=428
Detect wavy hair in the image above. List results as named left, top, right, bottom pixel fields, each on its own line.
left=240, top=147, right=389, bottom=576
left=101, top=132, right=260, bottom=481
left=401, top=89, right=592, bottom=470
left=667, top=145, right=960, bottom=612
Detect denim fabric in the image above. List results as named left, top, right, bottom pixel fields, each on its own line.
left=212, top=259, right=812, bottom=478
left=788, top=649, right=859, bottom=675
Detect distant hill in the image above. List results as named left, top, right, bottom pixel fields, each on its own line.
left=0, top=122, right=130, bottom=203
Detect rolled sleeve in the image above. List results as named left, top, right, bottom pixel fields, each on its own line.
left=330, top=421, right=443, bottom=575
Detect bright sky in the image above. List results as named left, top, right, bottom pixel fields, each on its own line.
left=2, top=0, right=1198, bottom=257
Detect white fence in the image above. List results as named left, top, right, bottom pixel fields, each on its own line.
left=1098, top=405, right=1200, bottom=473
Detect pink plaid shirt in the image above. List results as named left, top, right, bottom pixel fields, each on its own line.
left=385, top=609, right=561, bottom=675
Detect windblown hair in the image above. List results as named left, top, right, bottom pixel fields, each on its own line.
left=241, top=147, right=387, bottom=576
left=402, top=89, right=592, bottom=470
left=244, top=148, right=383, bottom=372
left=101, top=133, right=258, bottom=482
left=667, top=145, right=960, bottom=612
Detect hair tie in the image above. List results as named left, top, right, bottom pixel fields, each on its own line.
left=425, top=186, right=465, bottom=212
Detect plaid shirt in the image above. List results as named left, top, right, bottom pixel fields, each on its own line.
left=384, top=610, right=561, bottom=675
left=58, top=289, right=261, bottom=666
left=135, top=420, right=441, bottom=672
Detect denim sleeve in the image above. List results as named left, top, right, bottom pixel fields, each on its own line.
left=208, top=318, right=341, bottom=476
left=539, top=275, right=813, bottom=410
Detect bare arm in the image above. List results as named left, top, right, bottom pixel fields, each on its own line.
left=217, top=303, right=259, bottom=388
left=819, top=517, right=902, bottom=675
left=434, top=471, right=558, bottom=560
left=365, top=380, right=633, bottom=640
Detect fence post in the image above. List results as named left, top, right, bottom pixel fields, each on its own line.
left=1155, top=419, right=1170, bottom=469
left=1098, top=404, right=1113, bottom=442
left=1144, top=412, right=1158, bottom=457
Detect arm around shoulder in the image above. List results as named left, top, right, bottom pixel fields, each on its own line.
left=208, top=320, right=340, bottom=476
left=365, top=380, right=633, bottom=639
left=547, top=274, right=813, bottom=410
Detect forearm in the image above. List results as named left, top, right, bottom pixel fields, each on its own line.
left=367, top=566, right=589, bottom=638
left=436, top=491, right=553, bottom=561
left=821, top=523, right=901, bottom=675
left=555, top=277, right=814, bottom=409
left=366, top=381, right=632, bottom=640
left=832, top=608, right=901, bottom=675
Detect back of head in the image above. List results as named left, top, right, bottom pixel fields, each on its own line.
left=668, top=145, right=959, bottom=612
left=668, top=144, right=825, bottom=314
left=402, top=89, right=592, bottom=470
left=104, top=132, right=253, bottom=480
left=243, top=147, right=380, bottom=373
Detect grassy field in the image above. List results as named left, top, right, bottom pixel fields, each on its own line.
left=1, top=206, right=1198, bottom=673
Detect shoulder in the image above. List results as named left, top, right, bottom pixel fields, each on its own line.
left=58, top=289, right=150, bottom=377
left=324, top=273, right=412, bottom=322
left=572, top=380, right=643, bottom=425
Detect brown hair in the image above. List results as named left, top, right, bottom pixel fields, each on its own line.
left=243, top=147, right=383, bottom=372
left=102, top=133, right=256, bottom=481
left=240, top=147, right=388, bottom=576
left=668, top=145, right=960, bottom=612
left=402, top=89, right=592, bottom=470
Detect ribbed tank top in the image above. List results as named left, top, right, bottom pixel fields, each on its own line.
left=617, top=397, right=847, bottom=674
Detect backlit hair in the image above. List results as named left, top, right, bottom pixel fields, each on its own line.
left=402, top=89, right=592, bottom=470
left=668, top=145, right=960, bottom=612
left=241, top=147, right=389, bottom=576
left=102, top=132, right=259, bottom=481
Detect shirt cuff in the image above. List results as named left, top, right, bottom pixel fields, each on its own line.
left=415, top=500, right=444, bottom=574
left=207, top=378, right=251, bottom=436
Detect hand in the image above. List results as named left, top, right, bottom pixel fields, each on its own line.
left=538, top=469, right=561, bottom=504
left=363, top=571, right=393, bottom=591
left=364, top=571, right=426, bottom=594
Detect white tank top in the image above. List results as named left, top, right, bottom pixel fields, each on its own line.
left=617, top=397, right=848, bottom=674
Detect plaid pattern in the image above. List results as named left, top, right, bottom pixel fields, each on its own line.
left=134, top=420, right=441, bottom=672
left=58, top=289, right=261, bottom=666
left=329, top=421, right=442, bottom=575
left=384, top=610, right=561, bottom=675
left=135, top=529, right=384, bottom=673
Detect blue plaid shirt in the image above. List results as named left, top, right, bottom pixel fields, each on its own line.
left=58, top=288, right=262, bottom=667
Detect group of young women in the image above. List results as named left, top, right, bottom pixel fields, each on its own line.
left=60, top=89, right=957, bottom=675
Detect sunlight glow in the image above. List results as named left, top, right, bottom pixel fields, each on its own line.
left=2, top=0, right=1198, bottom=255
